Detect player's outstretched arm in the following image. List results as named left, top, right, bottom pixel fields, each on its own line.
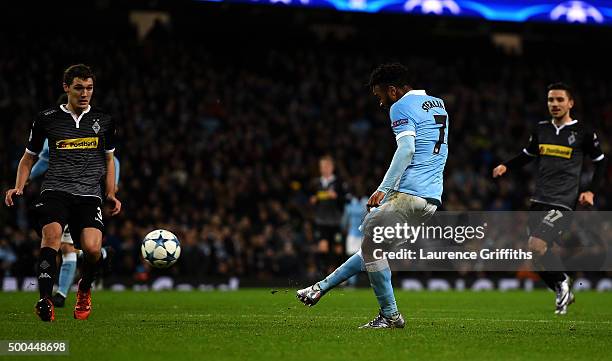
left=5, top=152, right=37, bottom=207
left=493, top=150, right=537, bottom=178
left=494, top=128, right=539, bottom=178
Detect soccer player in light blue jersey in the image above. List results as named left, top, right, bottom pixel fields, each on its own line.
left=341, top=192, right=368, bottom=286
left=297, top=63, right=448, bottom=328
left=29, top=139, right=120, bottom=307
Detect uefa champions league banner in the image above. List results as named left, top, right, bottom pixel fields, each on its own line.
left=198, top=0, right=612, bottom=25
left=360, top=211, right=612, bottom=272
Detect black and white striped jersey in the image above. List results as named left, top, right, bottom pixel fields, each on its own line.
left=522, top=120, right=604, bottom=210
left=26, top=104, right=116, bottom=199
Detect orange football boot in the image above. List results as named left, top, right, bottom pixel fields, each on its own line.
left=73, top=279, right=92, bottom=320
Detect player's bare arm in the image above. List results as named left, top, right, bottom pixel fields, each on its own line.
left=5, top=151, right=37, bottom=207
left=105, top=152, right=121, bottom=216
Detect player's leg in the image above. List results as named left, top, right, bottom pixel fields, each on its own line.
left=345, top=234, right=362, bottom=287
left=358, top=196, right=404, bottom=328
left=33, top=191, right=70, bottom=322
left=318, top=248, right=362, bottom=292
left=35, top=223, right=63, bottom=321
left=75, top=243, right=113, bottom=276
left=72, top=198, right=105, bottom=320
left=529, top=235, right=574, bottom=314
left=53, top=227, right=77, bottom=307
left=76, top=244, right=112, bottom=265
left=296, top=250, right=364, bottom=306
left=74, top=227, right=103, bottom=320
left=359, top=193, right=436, bottom=329
left=314, top=226, right=334, bottom=275
left=528, top=236, right=562, bottom=287
left=528, top=206, right=575, bottom=314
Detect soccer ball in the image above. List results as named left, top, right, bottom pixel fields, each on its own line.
left=141, top=229, right=181, bottom=268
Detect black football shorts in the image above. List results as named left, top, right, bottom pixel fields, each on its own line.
left=33, top=190, right=104, bottom=242
left=528, top=202, right=573, bottom=245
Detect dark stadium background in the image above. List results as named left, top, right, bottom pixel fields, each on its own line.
left=1, top=0, right=611, bottom=290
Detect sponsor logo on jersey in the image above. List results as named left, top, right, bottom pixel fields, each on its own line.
left=316, top=190, right=335, bottom=201
left=56, top=137, right=99, bottom=150
left=539, top=144, right=573, bottom=159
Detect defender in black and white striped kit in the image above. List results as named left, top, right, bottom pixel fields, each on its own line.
left=5, top=64, right=121, bottom=322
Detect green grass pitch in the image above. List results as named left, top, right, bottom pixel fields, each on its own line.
left=1, top=289, right=611, bottom=361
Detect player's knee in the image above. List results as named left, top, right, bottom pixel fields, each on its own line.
left=528, top=236, right=548, bottom=257
left=80, top=242, right=101, bottom=256
left=41, top=223, right=63, bottom=248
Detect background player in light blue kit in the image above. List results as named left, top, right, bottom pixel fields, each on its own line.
left=29, top=138, right=120, bottom=307
left=341, top=190, right=368, bottom=286
left=297, top=63, right=449, bottom=328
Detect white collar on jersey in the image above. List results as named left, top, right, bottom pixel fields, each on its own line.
left=320, top=175, right=336, bottom=188
left=401, top=89, right=427, bottom=99
left=551, top=119, right=577, bottom=135
left=60, top=104, right=91, bottom=129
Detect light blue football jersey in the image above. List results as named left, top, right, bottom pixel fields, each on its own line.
left=343, top=196, right=368, bottom=237
left=389, top=90, right=448, bottom=203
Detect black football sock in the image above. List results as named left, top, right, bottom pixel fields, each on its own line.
left=538, top=271, right=565, bottom=291
left=534, top=247, right=566, bottom=290
left=38, top=247, right=58, bottom=299
left=79, top=255, right=103, bottom=291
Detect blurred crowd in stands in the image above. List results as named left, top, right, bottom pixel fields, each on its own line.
left=1, top=9, right=611, bottom=283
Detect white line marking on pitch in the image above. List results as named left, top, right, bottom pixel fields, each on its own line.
left=123, top=313, right=612, bottom=325
left=235, top=314, right=612, bottom=325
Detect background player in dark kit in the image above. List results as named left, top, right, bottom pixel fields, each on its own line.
left=493, top=82, right=607, bottom=315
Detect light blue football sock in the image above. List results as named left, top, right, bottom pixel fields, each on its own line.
left=365, top=259, right=398, bottom=318
left=317, top=252, right=365, bottom=293
left=57, top=252, right=77, bottom=297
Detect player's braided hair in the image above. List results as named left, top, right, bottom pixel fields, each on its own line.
left=63, top=64, right=95, bottom=86
left=368, top=63, right=412, bottom=89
